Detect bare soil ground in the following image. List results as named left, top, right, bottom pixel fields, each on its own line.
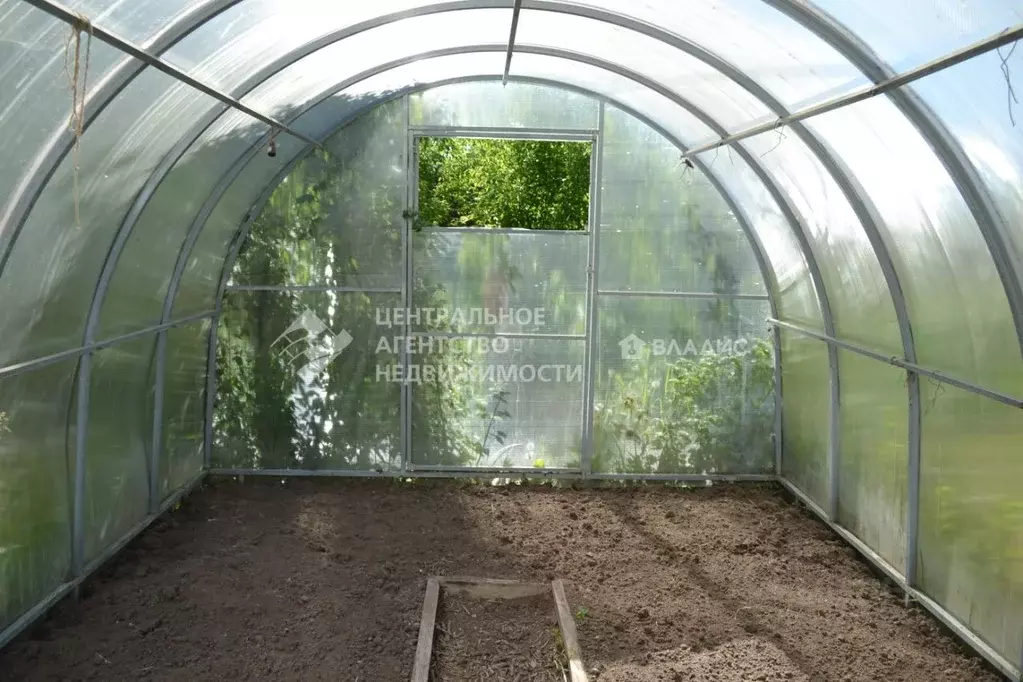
left=0, top=479, right=1000, bottom=682
left=433, top=593, right=562, bottom=681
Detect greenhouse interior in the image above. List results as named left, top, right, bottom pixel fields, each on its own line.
left=0, top=0, right=1021, bottom=680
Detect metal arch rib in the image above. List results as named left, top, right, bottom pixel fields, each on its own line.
left=200, top=72, right=789, bottom=482
left=764, top=0, right=1023, bottom=364
left=172, top=38, right=905, bottom=530
left=164, top=42, right=831, bottom=338
left=79, top=2, right=511, bottom=350
left=211, top=73, right=787, bottom=323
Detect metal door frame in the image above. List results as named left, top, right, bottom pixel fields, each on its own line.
left=403, top=120, right=601, bottom=473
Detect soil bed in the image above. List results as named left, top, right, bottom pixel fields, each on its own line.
left=433, top=593, right=562, bottom=681
left=0, top=479, right=1000, bottom=682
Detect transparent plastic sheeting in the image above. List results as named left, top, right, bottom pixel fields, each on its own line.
left=84, top=336, right=154, bottom=563
left=912, top=49, right=1023, bottom=302
left=917, top=379, right=1023, bottom=670
left=0, top=1, right=122, bottom=224
left=600, top=106, right=767, bottom=297
left=836, top=349, right=908, bottom=572
left=808, top=97, right=1023, bottom=397
left=0, top=358, right=76, bottom=634
left=211, top=83, right=775, bottom=476
left=693, top=147, right=822, bottom=330
left=160, top=322, right=210, bottom=499
left=0, top=69, right=223, bottom=368
left=213, top=291, right=403, bottom=471
left=779, top=328, right=830, bottom=507
left=96, top=109, right=271, bottom=340
left=741, top=130, right=903, bottom=356
left=813, top=0, right=1023, bottom=72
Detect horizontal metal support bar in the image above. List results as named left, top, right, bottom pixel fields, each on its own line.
left=768, top=318, right=1023, bottom=408
left=410, top=331, right=586, bottom=341
left=598, top=289, right=770, bottom=301
left=411, top=464, right=580, bottom=473
left=0, top=311, right=216, bottom=380
left=682, top=23, right=1023, bottom=160
left=779, top=478, right=1020, bottom=681
left=209, top=467, right=774, bottom=482
left=225, top=284, right=402, bottom=294
left=411, top=126, right=597, bottom=141
left=418, top=226, right=589, bottom=236
left=0, top=468, right=205, bottom=650
left=19, top=0, right=321, bottom=148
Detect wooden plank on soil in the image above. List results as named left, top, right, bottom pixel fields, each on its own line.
left=551, top=579, right=589, bottom=682
left=437, top=576, right=550, bottom=600
left=411, top=577, right=440, bottom=682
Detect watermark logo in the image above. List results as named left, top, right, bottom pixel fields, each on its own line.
left=619, top=334, right=752, bottom=360
left=619, top=334, right=646, bottom=360
left=272, top=308, right=352, bottom=376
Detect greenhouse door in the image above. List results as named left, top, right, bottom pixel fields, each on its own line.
left=402, top=127, right=600, bottom=472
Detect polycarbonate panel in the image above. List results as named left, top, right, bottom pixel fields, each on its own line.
left=171, top=134, right=307, bottom=319
left=232, top=100, right=406, bottom=289
left=600, top=105, right=766, bottom=296
left=411, top=79, right=598, bottom=130
left=837, top=350, right=908, bottom=572
left=295, top=53, right=507, bottom=139
left=65, top=0, right=206, bottom=44
left=813, top=0, right=1023, bottom=72
left=214, top=291, right=402, bottom=470
left=694, top=147, right=822, bottom=328
left=98, top=109, right=269, bottom=340
left=164, top=0, right=465, bottom=92
left=241, top=9, right=511, bottom=120
left=0, top=2, right=121, bottom=242
left=779, top=330, right=830, bottom=506
left=160, top=322, right=208, bottom=498
left=0, top=69, right=221, bottom=369
left=808, top=97, right=1023, bottom=395
left=508, top=53, right=719, bottom=148
left=0, top=360, right=75, bottom=633
left=411, top=231, right=588, bottom=337
left=593, top=296, right=774, bottom=474
left=410, top=338, right=585, bottom=469
left=84, top=336, right=153, bottom=563
left=515, top=9, right=773, bottom=132
left=566, top=0, right=868, bottom=110
left=741, top=131, right=902, bottom=356
left=917, top=380, right=1023, bottom=670
left=913, top=51, right=1023, bottom=290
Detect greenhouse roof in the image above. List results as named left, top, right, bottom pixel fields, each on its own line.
left=0, top=0, right=1022, bottom=678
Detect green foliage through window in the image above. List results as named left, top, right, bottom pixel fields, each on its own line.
left=417, top=137, right=591, bottom=230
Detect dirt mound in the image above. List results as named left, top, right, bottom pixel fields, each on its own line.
left=597, top=638, right=808, bottom=681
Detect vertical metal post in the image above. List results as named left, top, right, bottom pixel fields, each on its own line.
left=905, top=370, right=922, bottom=589
left=401, top=95, right=414, bottom=471
left=827, top=342, right=841, bottom=521
left=71, top=352, right=92, bottom=582
left=150, top=331, right=167, bottom=514
left=772, top=324, right=783, bottom=476
left=203, top=318, right=218, bottom=469
left=580, top=102, right=604, bottom=477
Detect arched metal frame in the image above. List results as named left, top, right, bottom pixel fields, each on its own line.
left=38, top=0, right=1017, bottom=600
left=203, top=72, right=785, bottom=466
left=2, top=1, right=1021, bottom=677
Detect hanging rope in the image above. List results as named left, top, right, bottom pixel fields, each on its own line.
left=64, top=13, right=93, bottom=230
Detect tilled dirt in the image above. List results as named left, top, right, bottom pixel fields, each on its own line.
left=0, top=479, right=1001, bottom=682
left=433, top=593, right=562, bottom=681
